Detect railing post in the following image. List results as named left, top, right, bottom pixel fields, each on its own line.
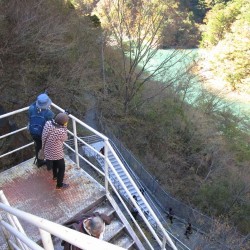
left=161, top=235, right=167, bottom=250
left=72, top=119, right=80, bottom=168
left=0, top=214, right=14, bottom=250
left=39, top=229, right=54, bottom=250
left=104, top=139, right=109, bottom=195
left=0, top=191, right=29, bottom=250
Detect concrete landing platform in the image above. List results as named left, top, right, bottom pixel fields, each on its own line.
left=0, top=155, right=105, bottom=247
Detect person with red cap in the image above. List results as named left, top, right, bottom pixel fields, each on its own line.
left=42, top=112, right=69, bottom=190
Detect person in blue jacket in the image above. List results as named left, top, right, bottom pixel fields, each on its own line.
left=28, top=93, right=54, bottom=167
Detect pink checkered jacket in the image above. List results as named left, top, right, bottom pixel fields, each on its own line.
left=42, top=120, right=68, bottom=160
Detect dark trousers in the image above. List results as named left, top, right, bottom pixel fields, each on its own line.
left=132, top=210, right=138, bottom=220
left=31, top=135, right=44, bottom=165
left=47, top=159, right=65, bottom=187
left=169, top=215, right=173, bottom=224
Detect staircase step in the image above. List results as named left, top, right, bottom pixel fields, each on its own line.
left=93, top=200, right=116, bottom=217
left=123, top=179, right=132, bottom=185
left=116, top=168, right=125, bottom=174
left=53, top=197, right=141, bottom=250
left=103, top=218, right=125, bottom=242
left=111, top=162, right=120, bottom=169
left=108, top=157, right=116, bottom=163
left=110, top=234, right=135, bottom=249
left=127, top=184, right=135, bottom=192
left=117, top=172, right=127, bottom=179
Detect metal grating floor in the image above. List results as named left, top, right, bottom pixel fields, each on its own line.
left=0, top=155, right=105, bottom=248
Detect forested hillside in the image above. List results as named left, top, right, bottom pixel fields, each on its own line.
left=200, top=0, right=250, bottom=91
left=0, top=0, right=102, bottom=112
left=0, top=0, right=249, bottom=241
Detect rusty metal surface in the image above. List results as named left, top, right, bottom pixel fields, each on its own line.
left=0, top=155, right=105, bottom=247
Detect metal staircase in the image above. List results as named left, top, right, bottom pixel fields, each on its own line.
left=71, top=137, right=157, bottom=225
left=67, top=136, right=189, bottom=249
left=81, top=139, right=188, bottom=250
left=67, top=196, right=138, bottom=249
left=51, top=194, right=141, bottom=250
left=104, top=151, right=155, bottom=225
left=1, top=104, right=245, bottom=250
left=0, top=190, right=127, bottom=250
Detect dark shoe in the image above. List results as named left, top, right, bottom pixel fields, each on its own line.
left=47, top=165, right=52, bottom=171
left=56, top=183, right=69, bottom=190
left=37, top=160, right=46, bottom=168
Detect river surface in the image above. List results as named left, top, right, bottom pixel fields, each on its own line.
left=147, top=49, right=250, bottom=128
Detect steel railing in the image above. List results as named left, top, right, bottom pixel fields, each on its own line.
left=105, top=131, right=214, bottom=232
left=0, top=104, right=178, bottom=250
left=83, top=139, right=190, bottom=250
left=0, top=191, right=125, bottom=250
left=108, top=141, right=190, bottom=250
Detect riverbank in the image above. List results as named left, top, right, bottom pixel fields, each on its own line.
left=197, top=50, right=250, bottom=114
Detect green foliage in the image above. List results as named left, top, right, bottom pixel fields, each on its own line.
left=213, top=17, right=250, bottom=89
left=162, top=9, right=201, bottom=48
left=89, top=14, right=101, bottom=27
left=180, top=0, right=208, bottom=23
left=195, top=179, right=233, bottom=214
left=205, top=0, right=232, bottom=8
left=201, top=0, right=242, bottom=47
left=201, top=0, right=250, bottom=89
left=231, top=203, right=250, bottom=234
left=195, top=175, right=250, bottom=233
left=218, top=111, right=250, bottom=162
left=192, top=0, right=208, bottom=22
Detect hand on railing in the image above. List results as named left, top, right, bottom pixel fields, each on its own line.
left=64, top=109, right=71, bottom=115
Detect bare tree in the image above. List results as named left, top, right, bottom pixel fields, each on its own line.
left=198, top=218, right=250, bottom=250
left=94, top=0, right=195, bottom=114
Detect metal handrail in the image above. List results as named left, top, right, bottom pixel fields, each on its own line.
left=87, top=138, right=190, bottom=250
left=108, top=133, right=214, bottom=231
left=52, top=104, right=178, bottom=249
left=110, top=141, right=167, bottom=218
left=61, top=111, right=177, bottom=249
left=109, top=142, right=190, bottom=249
left=0, top=104, right=178, bottom=250
left=68, top=136, right=184, bottom=244
left=0, top=191, right=125, bottom=250
left=105, top=141, right=178, bottom=250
